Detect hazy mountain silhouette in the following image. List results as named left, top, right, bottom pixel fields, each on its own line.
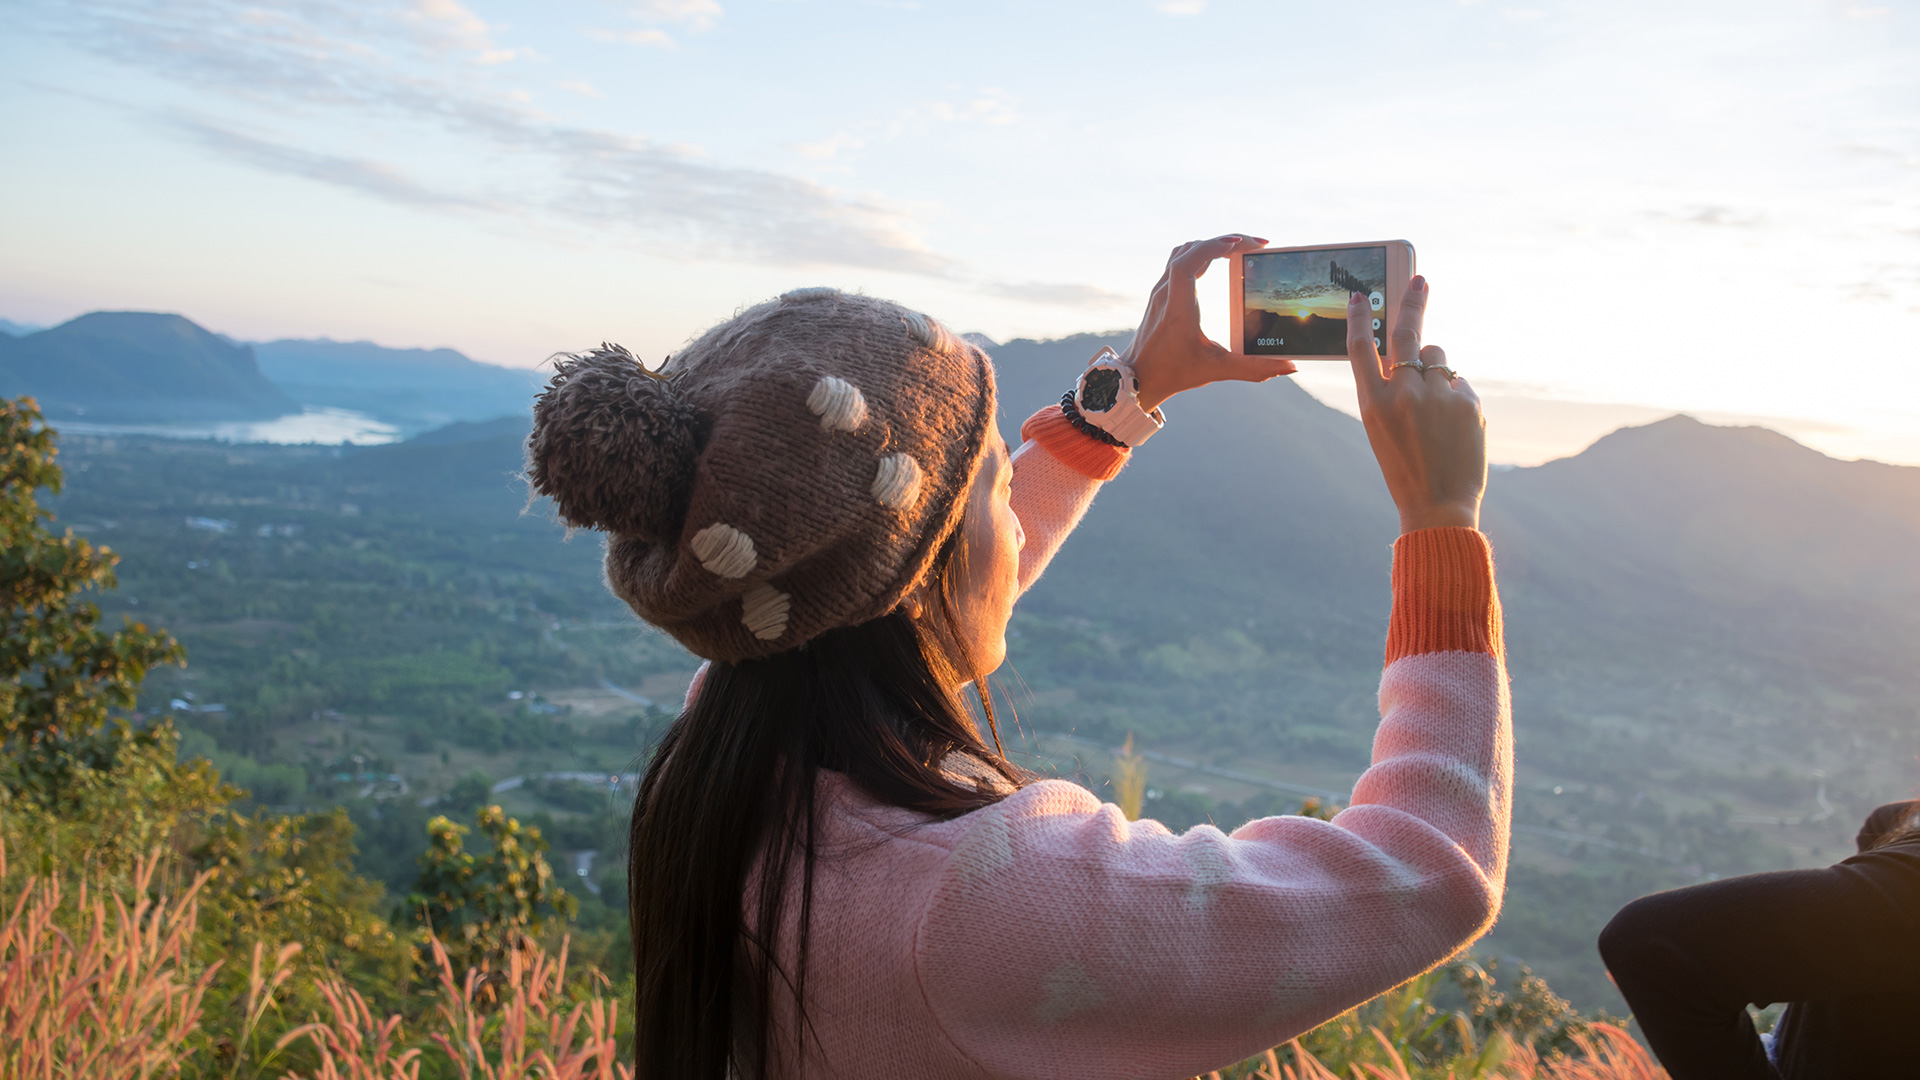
left=0, top=312, right=297, bottom=422
left=254, top=338, right=540, bottom=432
left=991, top=334, right=1920, bottom=681
left=1486, top=415, right=1920, bottom=687
left=0, top=311, right=542, bottom=432
left=399, top=415, right=533, bottom=447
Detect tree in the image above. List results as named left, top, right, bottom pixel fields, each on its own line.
left=408, top=805, right=578, bottom=984
left=0, top=399, right=191, bottom=810
left=0, top=396, right=217, bottom=872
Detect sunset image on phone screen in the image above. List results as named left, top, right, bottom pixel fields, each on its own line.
left=1242, top=246, right=1388, bottom=356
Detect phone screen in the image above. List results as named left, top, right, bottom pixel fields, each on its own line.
left=1242, top=245, right=1387, bottom=356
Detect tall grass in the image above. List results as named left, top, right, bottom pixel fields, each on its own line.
left=2, top=836, right=1661, bottom=1080
left=1229, top=1024, right=1666, bottom=1080
left=0, top=840, right=219, bottom=1080
left=0, top=836, right=631, bottom=1080
left=275, top=934, right=631, bottom=1080
left=1203, top=1012, right=1666, bottom=1080
left=272, top=978, right=421, bottom=1080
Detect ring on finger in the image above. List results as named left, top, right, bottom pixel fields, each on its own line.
left=1423, top=365, right=1457, bottom=379
left=1390, top=360, right=1425, bottom=373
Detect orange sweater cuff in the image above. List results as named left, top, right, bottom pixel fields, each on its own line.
left=1020, top=405, right=1129, bottom=482
left=1385, top=527, right=1503, bottom=665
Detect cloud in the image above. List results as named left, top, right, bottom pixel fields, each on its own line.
left=27, top=0, right=958, bottom=276
left=886, top=90, right=1021, bottom=136
left=168, top=117, right=493, bottom=212
left=795, top=132, right=866, bottom=160
left=591, top=0, right=723, bottom=42
left=411, top=0, right=491, bottom=46
left=1155, top=0, right=1206, bottom=13
left=474, top=48, right=536, bottom=65
left=975, top=280, right=1133, bottom=308
left=587, top=27, right=677, bottom=47
left=1657, top=204, right=1767, bottom=228
left=559, top=80, right=607, bottom=99
left=1810, top=0, right=1894, bottom=18
left=623, top=0, right=724, bottom=31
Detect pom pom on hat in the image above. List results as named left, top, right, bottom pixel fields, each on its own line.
left=526, top=344, right=703, bottom=542
left=526, top=293, right=996, bottom=662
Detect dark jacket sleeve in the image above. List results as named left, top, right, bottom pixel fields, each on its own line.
left=1598, top=829, right=1920, bottom=1080
left=1856, top=799, right=1920, bottom=853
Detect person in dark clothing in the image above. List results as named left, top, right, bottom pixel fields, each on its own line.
left=1598, top=800, right=1920, bottom=1079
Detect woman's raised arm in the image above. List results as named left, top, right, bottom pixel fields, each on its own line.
left=1006, top=234, right=1298, bottom=593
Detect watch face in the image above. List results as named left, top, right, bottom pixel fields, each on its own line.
left=1081, top=368, right=1122, bottom=413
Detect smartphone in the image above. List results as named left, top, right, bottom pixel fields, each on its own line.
left=1231, top=240, right=1416, bottom=359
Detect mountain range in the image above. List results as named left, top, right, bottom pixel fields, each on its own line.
left=0, top=312, right=297, bottom=422
left=251, top=338, right=540, bottom=430
left=0, top=312, right=539, bottom=432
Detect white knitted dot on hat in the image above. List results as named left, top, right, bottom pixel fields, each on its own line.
left=689, top=523, right=757, bottom=578
left=741, top=582, right=790, bottom=640
left=871, top=453, right=923, bottom=510
left=901, top=311, right=956, bottom=353
left=806, top=375, right=869, bottom=432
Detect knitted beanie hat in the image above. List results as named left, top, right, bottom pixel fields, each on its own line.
left=526, top=289, right=998, bottom=663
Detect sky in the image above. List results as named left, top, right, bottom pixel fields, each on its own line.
left=3, top=0, right=1918, bottom=464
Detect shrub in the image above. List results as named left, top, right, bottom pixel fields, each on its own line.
left=407, top=805, right=578, bottom=983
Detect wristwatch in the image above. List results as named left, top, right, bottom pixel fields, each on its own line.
left=1072, top=347, right=1164, bottom=447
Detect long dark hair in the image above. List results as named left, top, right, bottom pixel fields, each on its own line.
left=627, top=524, right=1024, bottom=1078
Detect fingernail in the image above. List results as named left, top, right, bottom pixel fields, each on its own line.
left=1412, top=275, right=1427, bottom=289
left=1223, top=236, right=1242, bottom=244
left=1350, top=291, right=1364, bottom=303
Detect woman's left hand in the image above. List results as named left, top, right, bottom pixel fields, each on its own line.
left=1121, top=234, right=1297, bottom=413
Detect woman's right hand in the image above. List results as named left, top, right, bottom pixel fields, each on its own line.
left=1346, top=276, right=1487, bottom=535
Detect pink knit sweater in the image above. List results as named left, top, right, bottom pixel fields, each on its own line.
left=748, top=406, right=1513, bottom=1078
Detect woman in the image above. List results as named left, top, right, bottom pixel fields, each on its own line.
left=526, top=235, right=1507, bottom=1079
left=1599, top=799, right=1920, bottom=1078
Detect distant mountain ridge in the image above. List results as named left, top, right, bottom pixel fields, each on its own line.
left=253, top=338, right=541, bottom=432
left=0, top=312, right=296, bottom=422
left=1485, top=413, right=1920, bottom=691
left=0, top=311, right=542, bottom=434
